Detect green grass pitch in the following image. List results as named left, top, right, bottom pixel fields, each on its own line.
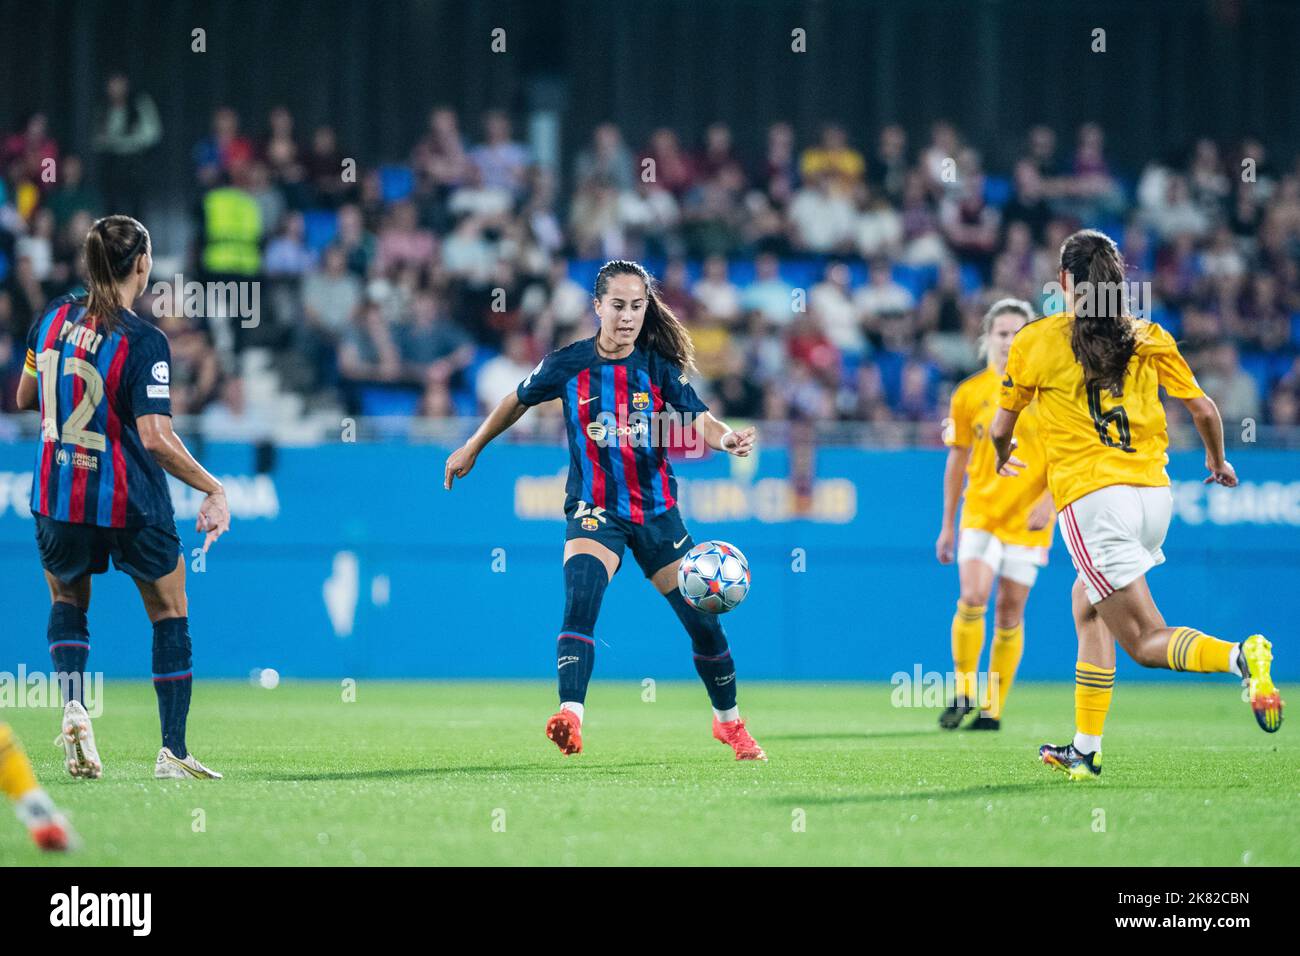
left=2, top=680, right=1296, bottom=866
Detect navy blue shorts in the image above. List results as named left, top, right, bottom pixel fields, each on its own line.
left=35, top=513, right=183, bottom=584
left=564, top=501, right=694, bottom=578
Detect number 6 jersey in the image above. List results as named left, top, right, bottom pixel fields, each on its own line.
left=24, top=294, right=175, bottom=527
left=998, top=312, right=1205, bottom=510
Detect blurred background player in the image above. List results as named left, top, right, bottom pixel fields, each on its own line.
left=444, top=259, right=765, bottom=760
left=0, top=721, right=76, bottom=851
left=993, top=228, right=1284, bottom=780
left=936, top=298, right=1054, bottom=730
left=16, top=216, right=231, bottom=781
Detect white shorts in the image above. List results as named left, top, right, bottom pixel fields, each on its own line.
left=1058, top=484, right=1172, bottom=604
left=957, top=528, right=1049, bottom=587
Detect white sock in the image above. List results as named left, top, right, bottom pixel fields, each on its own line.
left=713, top=706, right=740, bottom=723
left=560, top=701, right=584, bottom=724
left=1228, top=644, right=1243, bottom=677
left=1073, top=732, right=1101, bottom=754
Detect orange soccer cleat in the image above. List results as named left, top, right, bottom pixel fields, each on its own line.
left=712, top=717, right=767, bottom=761
left=545, top=709, right=583, bottom=756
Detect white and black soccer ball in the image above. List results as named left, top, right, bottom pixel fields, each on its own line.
left=677, top=540, right=751, bottom=614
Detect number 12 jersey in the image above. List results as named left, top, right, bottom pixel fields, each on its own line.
left=24, top=294, right=175, bottom=528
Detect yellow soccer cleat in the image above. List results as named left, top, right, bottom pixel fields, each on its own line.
left=1240, top=635, right=1283, bottom=733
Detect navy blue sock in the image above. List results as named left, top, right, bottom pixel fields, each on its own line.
left=665, top=588, right=738, bottom=712
left=47, top=602, right=90, bottom=706
left=151, top=617, right=193, bottom=759
left=557, top=554, right=608, bottom=706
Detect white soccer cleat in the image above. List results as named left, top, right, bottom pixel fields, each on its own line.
left=54, top=700, right=102, bottom=779
left=154, top=747, right=223, bottom=780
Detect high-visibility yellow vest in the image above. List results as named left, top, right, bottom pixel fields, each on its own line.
left=201, top=187, right=261, bottom=275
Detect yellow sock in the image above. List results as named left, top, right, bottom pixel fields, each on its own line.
left=951, top=601, right=986, bottom=702
left=1075, top=662, right=1115, bottom=738
left=1166, top=627, right=1235, bottom=673
left=988, top=623, right=1024, bottom=719
left=0, top=723, right=40, bottom=801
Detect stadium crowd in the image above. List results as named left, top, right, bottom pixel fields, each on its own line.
left=3, top=81, right=1300, bottom=438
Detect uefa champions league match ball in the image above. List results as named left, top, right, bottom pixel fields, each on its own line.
left=677, top=541, right=752, bottom=614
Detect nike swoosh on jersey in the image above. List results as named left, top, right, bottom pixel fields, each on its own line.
left=578, top=396, right=598, bottom=405
left=673, top=535, right=689, bottom=549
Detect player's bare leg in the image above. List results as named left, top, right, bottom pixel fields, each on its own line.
left=652, top=560, right=766, bottom=761
left=44, top=572, right=101, bottom=780
left=546, top=539, right=619, bottom=755
left=1095, top=575, right=1281, bottom=731
left=133, top=558, right=221, bottom=779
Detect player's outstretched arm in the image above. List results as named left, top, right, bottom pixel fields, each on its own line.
left=444, top=391, right=529, bottom=489
left=696, top=412, right=755, bottom=457
left=937, top=445, right=971, bottom=563
left=137, top=413, right=229, bottom=551
left=1183, top=395, right=1238, bottom=487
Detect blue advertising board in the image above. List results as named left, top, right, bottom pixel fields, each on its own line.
left=0, top=439, right=1295, bottom=682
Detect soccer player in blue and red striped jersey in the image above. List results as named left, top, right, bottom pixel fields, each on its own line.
left=15, top=215, right=231, bottom=781
left=445, top=260, right=766, bottom=760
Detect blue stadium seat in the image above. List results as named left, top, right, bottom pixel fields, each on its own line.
left=1239, top=353, right=1272, bottom=394
left=1151, top=306, right=1181, bottom=337
left=982, top=175, right=1012, bottom=208
left=359, top=385, right=421, bottom=417
left=303, top=209, right=339, bottom=252
left=1291, top=313, right=1300, bottom=348
left=379, top=164, right=415, bottom=204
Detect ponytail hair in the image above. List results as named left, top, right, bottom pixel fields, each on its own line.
left=83, top=215, right=150, bottom=334
left=1060, top=228, right=1135, bottom=396
left=593, top=259, right=696, bottom=374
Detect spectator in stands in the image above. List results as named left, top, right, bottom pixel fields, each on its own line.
left=693, top=255, right=740, bottom=324
left=93, top=73, right=161, bottom=215
left=757, top=122, right=797, bottom=206
left=742, top=252, right=795, bottom=326
left=474, top=330, right=533, bottom=410
left=642, top=128, right=696, bottom=198
left=788, top=168, right=856, bottom=253
left=264, top=210, right=316, bottom=276
left=868, top=124, right=909, bottom=205
left=200, top=376, right=270, bottom=442
left=800, top=123, right=865, bottom=195
left=302, top=244, right=363, bottom=338
left=396, top=289, right=474, bottom=385
left=44, top=156, right=101, bottom=228
left=855, top=258, right=915, bottom=322
left=811, top=261, right=865, bottom=356
left=375, top=200, right=436, bottom=274
left=305, top=124, right=351, bottom=207
left=1197, top=341, right=1262, bottom=425
left=469, top=110, right=530, bottom=199
left=339, top=301, right=402, bottom=391
left=194, top=107, right=253, bottom=187
left=412, top=106, right=473, bottom=198
left=573, top=123, right=634, bottom=191
left=2, top=112, right=59, bottom=200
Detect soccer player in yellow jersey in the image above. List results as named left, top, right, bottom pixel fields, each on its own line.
left=992, top=229, right=1284, bottom=780
left=0, top=722, right=76, bottom=850
left=937, top=299, right=1055, bottom=730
